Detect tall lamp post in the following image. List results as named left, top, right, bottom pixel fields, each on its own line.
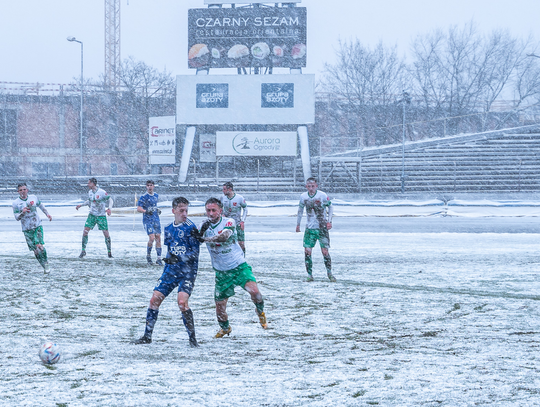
left=400, top=91, right=411, bottom=193
left=67, top=36, right=84, bottom=175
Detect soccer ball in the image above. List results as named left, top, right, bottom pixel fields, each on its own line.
left=39, top=342, right=61, bottom=365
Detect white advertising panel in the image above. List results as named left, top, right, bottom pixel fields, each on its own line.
left=149, top=116, right=176, bottom=165
left=199, top=133, right=216, bottom=162
left=176, top=74, right=314, bottom=125
left=216, top=131, right=297, bottom=156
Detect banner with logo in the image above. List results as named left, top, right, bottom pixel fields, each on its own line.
left=177, top=74, right=314, bottom=125
left=216, top=131, right=297, bottom=156
left=149, top=116, right=176, bottom=165
left=188, top=7, right=306, bottom=69
left=199, top=133, right=216, bottom=162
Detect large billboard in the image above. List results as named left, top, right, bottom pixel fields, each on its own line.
left=216, top=131, right=297, bottom=156
left=177, top=74, right=314, bottom=125
left=149, top=116, right=176, bottom=165
left=188, top=7, right=306, bottom=69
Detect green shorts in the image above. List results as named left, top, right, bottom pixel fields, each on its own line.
left=23, top=226, right=45, bottom=251
left=236, top=224, right=245, bottom=242
left=85, top=214, right=109, bottom=231
left=303, top=228, right=330, bottom=249
left=214, top=262, right=256, bottom=302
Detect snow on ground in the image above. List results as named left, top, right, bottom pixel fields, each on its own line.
left=1, top=203, right=540, bottom=406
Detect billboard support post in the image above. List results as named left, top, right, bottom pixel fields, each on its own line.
left=179, top=126, right=196, bottom=183
left=298, top=125, right=311, bottom=181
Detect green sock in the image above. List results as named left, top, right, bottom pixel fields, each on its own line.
left=324, top=255, right=332, bottom=274
left=82, top=235, right=88, bottom=251
left=34, top=250, right=47, bottom=268
left=105, top=237, right=111, bottom=253
left=305, top=254, right=313, bottom=275
left=219, top=320, right=230, bottom=330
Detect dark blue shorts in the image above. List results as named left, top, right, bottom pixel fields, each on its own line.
left=144, top=220, right=161, bottom=235
left=154, top=261, right=198, bottom=297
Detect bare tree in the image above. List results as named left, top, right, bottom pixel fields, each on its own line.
left=322, top=40, right=407, bottom=148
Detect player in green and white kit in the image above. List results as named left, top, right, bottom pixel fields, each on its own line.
left=220, top=181, right=247, bottom=255
left=76, top=178, right=113, bottom=258
left=296, top=177, right=336, bottom=282
left=201, top=197, right=267, bottom=338
left=12, top=183, right=52, bottom=273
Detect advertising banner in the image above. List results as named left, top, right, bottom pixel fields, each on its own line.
left=199, top=133, right=216, bottom=162
left=188, top=7, right=306, bottom=69
left=177, top=74, right=314, bottom=125
left=149, top=116, right=176, bottom=165
left=216, top=131, right=297, bottom=156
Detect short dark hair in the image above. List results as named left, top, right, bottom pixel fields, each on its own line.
left=205, top=197, right=222, bottom=208
left=89, top=177, right=98, bottom=185
left=172, top=197, right=189, bottom=208
left=223, top=181, right=234, bottom=190
left=306, top=177, right=317, bottom=184
left=146, top=180, right=154, bottom=185
left=17, top=183, right=27, bottom=190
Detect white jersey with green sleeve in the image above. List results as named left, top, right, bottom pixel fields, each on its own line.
left=12, top=194, right=49, bottom=231
left=82, top=188, right=113, bottom=216
left=297, top=190, right=333, bottom=230
left=220, top=193, right=247, bottom=224
left=201, top=216, right=245, bottom=271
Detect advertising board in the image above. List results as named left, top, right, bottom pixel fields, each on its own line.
left=188, top=7, right=306, bottom=69
left=199, top=133, right=216, bottom=162
left=216, top=131, right=297, bottom=156
left=177, top=74, right=314, bottom=125
left=148, top=116, right=176, bottom=165
left=204, top=0, right=301, bottom=3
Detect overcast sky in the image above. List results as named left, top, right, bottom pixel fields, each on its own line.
left=0, top=0, right=539, bottom=85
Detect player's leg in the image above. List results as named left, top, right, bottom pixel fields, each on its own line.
left=98, top=215, right=112, bottom=257
left=146, top=232, right=156, bottom=265
left=214, top=298, right=231, bottom=338
left=237, top=225, right=245, bottom=256
left=154, top=232, right=163, bottom=265
left=320, top=238, right=335, bottom=282
left=80, top=225, right=91, bottom=258
left=244, top=280, right=267, bottom=329
left=177, top=291, right=198, bottom=347
left=214, top=269, right=236, bottom=337
left=303, top=229, right=317, bottom=281
left=134, top=290, right=166, bottom=344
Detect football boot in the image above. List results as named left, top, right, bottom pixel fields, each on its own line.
left=258, top=312, right=268, bottom=329
left=214, top=326, right=232, bottom=338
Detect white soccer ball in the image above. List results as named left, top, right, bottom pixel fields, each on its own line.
left=39, top=342, right=61, bottom=365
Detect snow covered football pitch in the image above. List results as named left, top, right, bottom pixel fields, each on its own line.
left=1, top=209, right=540, bottom=406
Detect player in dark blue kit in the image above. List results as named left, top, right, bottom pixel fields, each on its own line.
left=133, top=197, right=205, bottom=348
left=137, top=180, right=163, bottom=265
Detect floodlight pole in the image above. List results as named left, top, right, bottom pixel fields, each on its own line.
left=400, top=91, right=411, bottom=194
left=67, top=36, right=84, bottom=175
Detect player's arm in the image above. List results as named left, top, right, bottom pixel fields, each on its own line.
left=326, top=203, right=333, bottom=230
left=12, top=204, right=24, bottom=221
left=76, top=199, right=90, bottom=211
left=38, top=202, right=52, bottom=221
left=106, top=196, right=113, bottom=216
left=240, top=202, right=247, bottom=229
left=204, top=228, right=233, bottom=243
left=296, top=203, right=305, bottom=232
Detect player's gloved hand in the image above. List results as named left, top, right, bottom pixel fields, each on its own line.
left=192, top=228, right=206, bottom=243
left=200, top=220, right=212, bottom=234
left=156, top=208, right=162, bottom=215
left=163, top=253, right=179, bottom=265
left=146, top=208, right=154, bottom=215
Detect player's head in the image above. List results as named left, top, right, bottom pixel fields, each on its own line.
left=172, top=197, right=189, bottom=222
left=17, top=183, right=28, bottom=199
left=306, top=177, right=318, bottom=194
left=205, top=197, right=223, bottom=222
left=222, top=181, right=234, bottom=196
left=88, top=178, right=98, bottom=189
left=146, top=180, right=155, bottom=194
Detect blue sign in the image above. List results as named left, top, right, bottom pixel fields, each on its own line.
left=196, top=84, right=229, bottom=108
left=261, top=83, right=294, bottom=108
